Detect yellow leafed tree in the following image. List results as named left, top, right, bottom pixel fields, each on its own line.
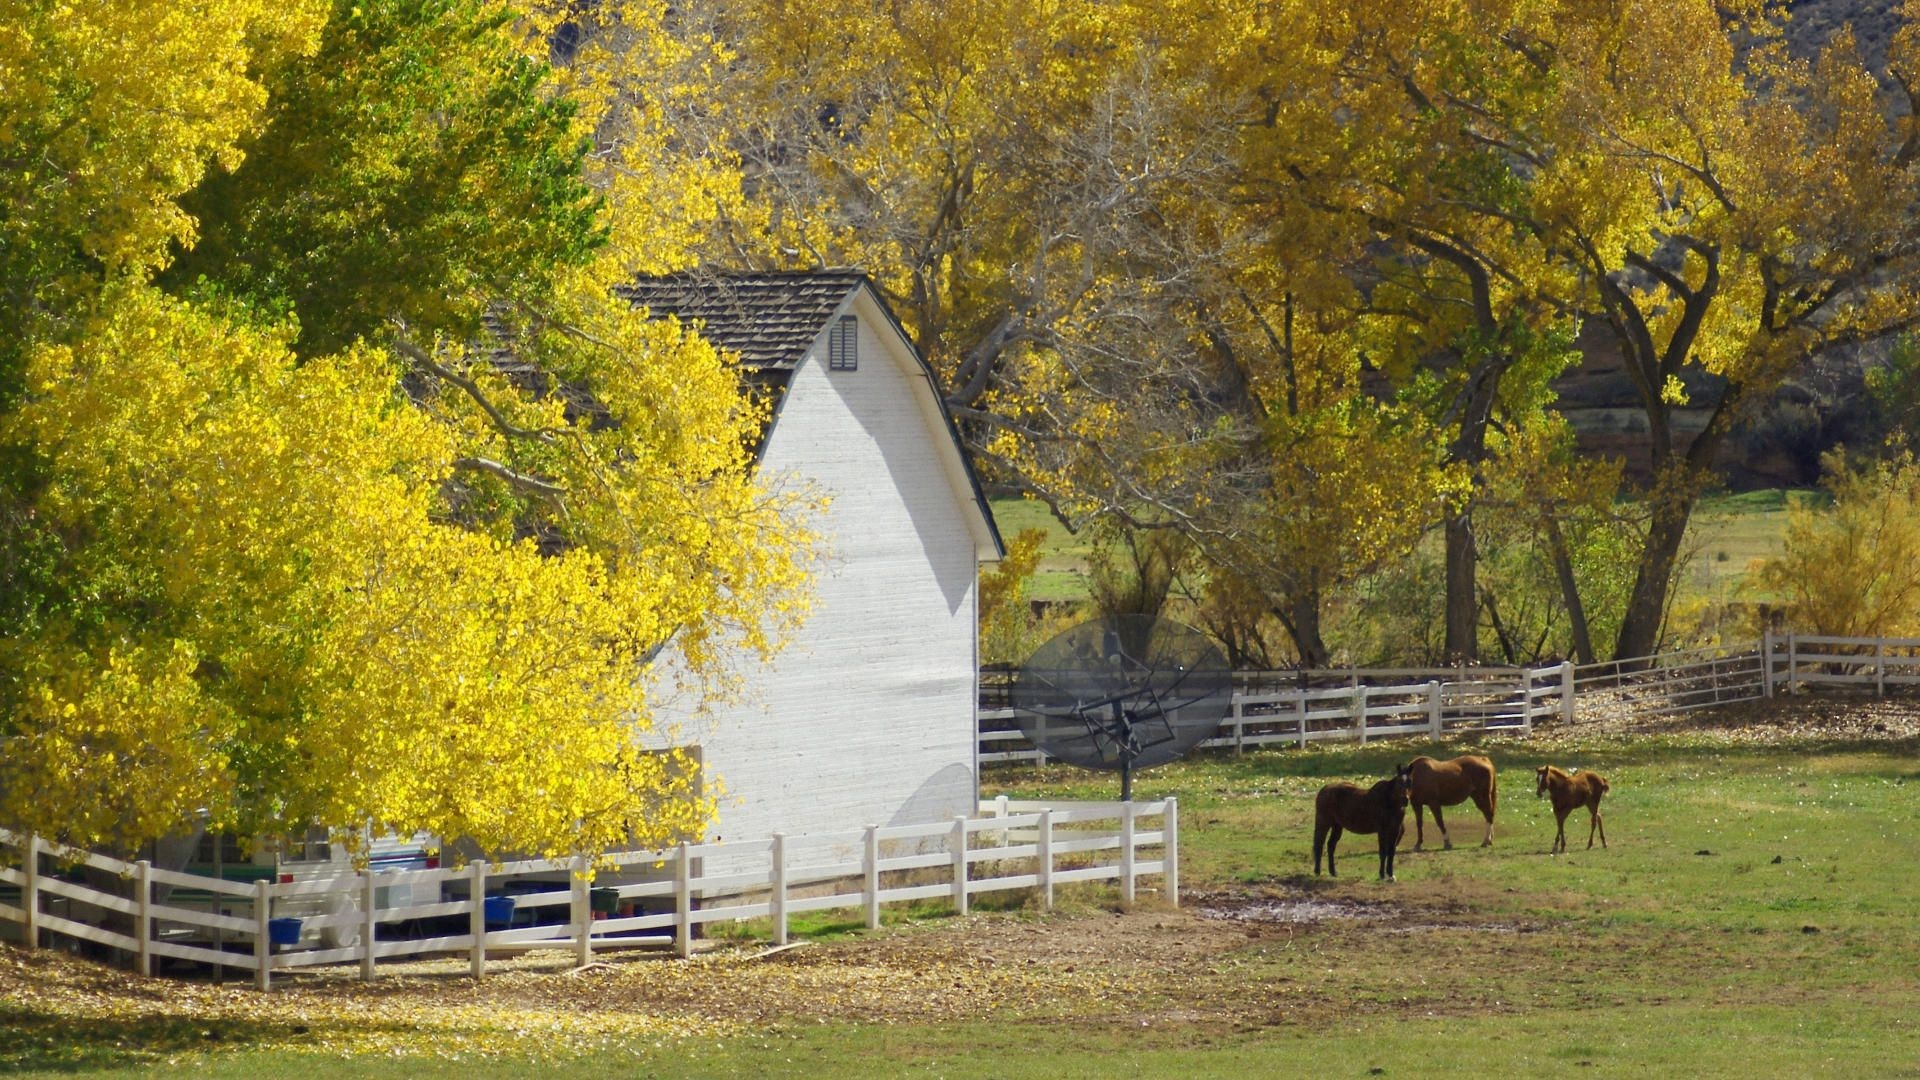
left=0, top=0, right=813, bottom=859
left=1754, top=454, right=1920, bottom=639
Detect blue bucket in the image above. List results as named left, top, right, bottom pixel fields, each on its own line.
left=483, top=895, right=516, bottom=927
left=267, top=917, right=303, bottom=946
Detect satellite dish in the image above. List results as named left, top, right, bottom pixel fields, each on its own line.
left=1011, top=614, right=1233, bottom=800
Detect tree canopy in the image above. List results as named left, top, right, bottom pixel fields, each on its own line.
left=649, top=0, right=1920, bottom=665
left=0, top=0, right=811, bottom=858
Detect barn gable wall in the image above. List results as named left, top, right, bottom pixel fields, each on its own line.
left=650, top=288, right=982, bottom=856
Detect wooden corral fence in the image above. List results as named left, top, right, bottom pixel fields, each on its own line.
left=980, top=667, right=1564, bottom=765
left=979, top=631, right=1920, bottom=763
left=0, top=800, right=1174, bottom=990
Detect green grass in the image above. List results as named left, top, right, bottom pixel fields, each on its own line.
left=990, top=495, right=1097, bottom=603
left=1680, top=488, right=1822, bottom=600
left=9, top=730, right=1920, bottom=1078
left=46, top=1003, right=1920, bottom=1079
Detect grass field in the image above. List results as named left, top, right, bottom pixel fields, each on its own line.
left=6, top=709, right=1918, bottom=1078
left=1680, top=489, right=1822, bottom=600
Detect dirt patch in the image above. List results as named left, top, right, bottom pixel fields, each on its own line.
left=1192, top=894, right=1390, bottom=924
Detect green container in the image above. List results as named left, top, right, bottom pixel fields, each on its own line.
left=590, top=887, right=621, bottom=915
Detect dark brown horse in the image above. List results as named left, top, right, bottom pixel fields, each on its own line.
left=1407, top=754, right=1499, bottom=850
left=1313, top=764, right=1413, bottom=880
left=1535, top=765, right=1609, bottom=854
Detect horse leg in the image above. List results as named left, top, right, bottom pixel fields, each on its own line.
left=1379, top=826, right=1397, bottom=881
left=1471, top=789, right=1495, bottom=847
left=1484, top=769, right=1498, bottom=846
left=1313, top=820, right=1328, bottom=875
left=1552, top=808, right=1568, bottom=854
left=1326, top=825, right=1343, bottom=877
left=1431, top=803, right=1451, bottom=851
left=1590, top=805, right=1606, bottom=849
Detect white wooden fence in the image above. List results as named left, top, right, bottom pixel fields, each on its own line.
left=1762, top=631, right=1920, bottom=695
left=980, top=667, right=1565, bottom=764
left=0, top=799, right=1174, bottom=990
left=978, top=631, right=1920, bottom=762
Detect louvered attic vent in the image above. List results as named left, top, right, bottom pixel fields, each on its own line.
left=829, top=315, right=858, bottom=371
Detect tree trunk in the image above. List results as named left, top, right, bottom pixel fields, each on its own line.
left=1612, top=498, right=1692, bottom=665
left=1611, top=364, right=1745, bottom=664
left=1544, top=514, right=1595, bottom=664
left=1444, top=507, right=1478, bottom=663
left=1276, top=591, right=1332, bottom=670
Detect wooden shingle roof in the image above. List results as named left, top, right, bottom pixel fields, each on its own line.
left=619, top=270, right=870, bottom=373
left=627, top=269, right=1004, bottom=559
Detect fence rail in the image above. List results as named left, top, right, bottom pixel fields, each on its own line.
left=0, top=799, right=1174, bottom=990
left=980, top=666, right=1565, bottom=764
left=979, top=631, right=1920, bottom=763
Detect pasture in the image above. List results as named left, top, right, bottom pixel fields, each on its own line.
left=3, top=703, right=1918, bottom=1077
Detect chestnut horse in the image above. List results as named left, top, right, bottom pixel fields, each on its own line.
left=1313, top=765, right=1413, bottom=880
left=1535, top=765, right=1609, bottom=854
left=1407, top=754, right=1498, bottom=850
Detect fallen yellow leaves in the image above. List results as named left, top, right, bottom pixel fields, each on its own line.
left=0, top=911, right=1209, bottom=1066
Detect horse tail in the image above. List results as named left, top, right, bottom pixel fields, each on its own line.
left=1487, top=764, right=1499, bottom=819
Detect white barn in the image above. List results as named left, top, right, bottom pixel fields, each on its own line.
left=627, top=271, right=1004, bottom=850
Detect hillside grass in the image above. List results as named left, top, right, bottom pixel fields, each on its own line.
left=8, top=726, right=1918, bottom=1078
left=988, top=496, right=1096, bottom=603
left=1680, top=488, right=1823, bottom=601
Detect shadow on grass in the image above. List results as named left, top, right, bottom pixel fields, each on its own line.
left=0, top=1007, right=358, bottom=1074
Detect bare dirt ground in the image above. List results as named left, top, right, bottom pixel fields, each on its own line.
left=2, top=695, right=1914, bottom=1061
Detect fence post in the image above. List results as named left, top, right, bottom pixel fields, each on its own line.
left=1787, top=631, right=1797, bottom=690
left=863, top=826, right=881, bottom=930
left=1427, top=681, right=1443, bottom=737
left=995, top=795, right=1011, bottom=849
left=1232, top=695, right=1245, bottom=755
left=673, top=841, right=692, bottom=959
left=1354, top=684, right=1369, bottom=745
left=135, top=860, right=151, bottom=977
left=1037, top=809, right=1054, bottom=913
left=1295, top=688, right=1308, bottom=748
left=950, top=817, right=968, bottom=917
left=572, top=855, right=591, bottom=967
left=253, top=879, right=271, bottom=992
left=361, top=869, right=377, bottom=982
left=1120, top=801, right=1137, bottom=906
left=1559, top=660, right=1575, bottom=727
left=22, top=834, right=38, bottom=951
left=1877, top=640, right=1887, bottom=697
left=1762, top=628, right=1776, bottom=697
left=771, top=834, right=788, bottom=946
left=1163, top=798, right=1179, bottom=908
left=468, top=860, right=487, bottom=979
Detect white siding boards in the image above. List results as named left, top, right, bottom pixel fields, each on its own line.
left=629, top=273, right=1003, bottom=864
